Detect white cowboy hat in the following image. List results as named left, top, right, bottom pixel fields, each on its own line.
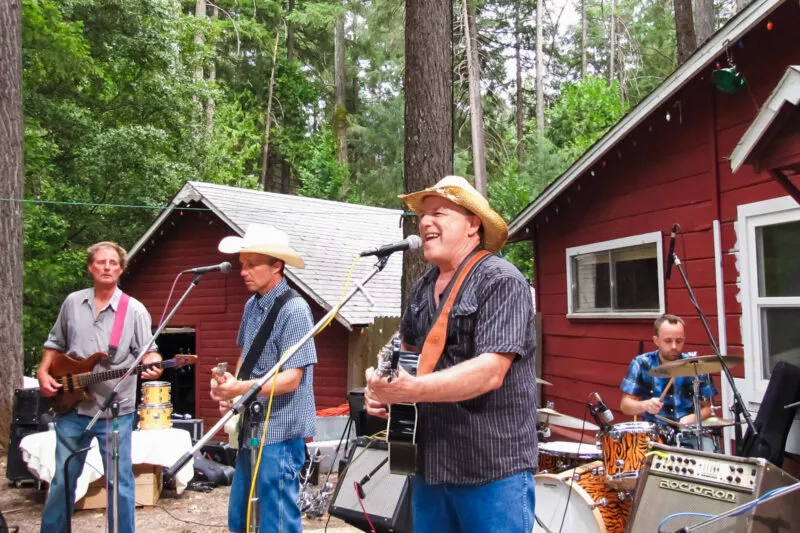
left=399, top=175, right=509, bottom=253
left=218, top=223, right=305, bottom=268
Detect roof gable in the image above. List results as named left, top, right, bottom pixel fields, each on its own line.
left=129, top=181, right=405, bottom=328
left=509, top=0, right=787, bottom=239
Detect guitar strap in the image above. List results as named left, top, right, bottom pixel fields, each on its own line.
left=417, top=250, right=491, bottom=376
left=107, top=292, right=131, bottom=358
left=237, top=288, right=299, bottom=380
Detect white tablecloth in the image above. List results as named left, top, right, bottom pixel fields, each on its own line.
left=20, top=428, right=195, bottom=503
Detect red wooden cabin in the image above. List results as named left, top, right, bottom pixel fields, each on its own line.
left=122, top=182, right=404, bottom=435
left=510, top=0, right=800, bottom=456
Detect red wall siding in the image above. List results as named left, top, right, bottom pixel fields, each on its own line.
left=123, top=208, right=349, bottom=435
left=530, top=1, right=800, bottom=427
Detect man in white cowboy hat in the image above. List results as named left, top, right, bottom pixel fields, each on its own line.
left=365, top=176, right=538, bottom=532
left=210, top=223, right=316, bottom=533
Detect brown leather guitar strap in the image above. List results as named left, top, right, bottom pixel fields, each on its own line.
left=417, top=250, right=491, bottom=376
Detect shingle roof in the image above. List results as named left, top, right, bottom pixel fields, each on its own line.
left=130, top=181, right=405, bottom=329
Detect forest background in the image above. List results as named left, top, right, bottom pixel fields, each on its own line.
left=10, top=0, right=747, bottom=378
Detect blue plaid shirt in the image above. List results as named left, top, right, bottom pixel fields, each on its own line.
left=237, top=278, right=317, bottom=446
left=621, top=351, right=717, bottom=425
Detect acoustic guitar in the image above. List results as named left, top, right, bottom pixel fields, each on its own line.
left=375, top=337, right=420, bottom=476
left=45, top=351, right=197, bottom=414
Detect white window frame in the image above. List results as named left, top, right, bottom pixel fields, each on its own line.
left=738, top=196, right=800, bottom=398
left=565, top=231, right=665, bottom=319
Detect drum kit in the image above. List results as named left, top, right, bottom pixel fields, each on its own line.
left=533, top=354, right=744, bottom=533
left=138, top=381, right=173, bottom=430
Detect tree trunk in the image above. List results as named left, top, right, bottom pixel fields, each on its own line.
left=694, top=0, right=714, bottom=46
left=515, top=1, right=524, bottom=167
left=194, top=0, right=206, bottom=120
left=0, top=0, right=25, bottom=446
left=287, top=0, right=295, bottom=61
left=334, top=10, right=348, bottom=166
left=535, top=0, right=544, bottom=131
left=404, top=0, right=452, bottom=306
left=581, top=0, right=587, bottom=79
left=206, top=4, right=218, bottom=141
left=673, top=0, right=697, bottom=65
left=462, top=0, right=487, bottom=196
left=259, top=30, right=281, bottom=190
left=609, top=0, right=616, bottom=85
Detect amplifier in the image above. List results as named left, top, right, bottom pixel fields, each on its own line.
left=626, top=443, right=799, bottom=532
left=13, top=388, right=49, bottom=427
left=6, top=424, right=41, bottom=484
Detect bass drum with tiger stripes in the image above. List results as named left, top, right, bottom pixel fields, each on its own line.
left=533, top=461, right=632, bottom=533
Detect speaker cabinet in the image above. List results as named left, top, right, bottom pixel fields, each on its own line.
left=13, top=388, right=49, bottom=426
left=626, top=444, right=799, bottom=533
left=329, top=439, right=412, bottom=533
left=6, top=424, right=41, bottom=484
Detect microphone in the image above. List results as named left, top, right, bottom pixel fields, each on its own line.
left=665, top=224, right=679, bottom=280
left=183, top=262, right=232, bottom=275
left=359, top=235, right=423, bottom=257
left=589, top=392, right=614, bottom=428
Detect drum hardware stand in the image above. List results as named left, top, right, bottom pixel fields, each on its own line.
left=671, top=251, right=757, bottom=451
left=672, top=482, right=800, bottom=533
left=166, top=254, right=393, bottom=480
left=63, top=272, right=208, bottom=533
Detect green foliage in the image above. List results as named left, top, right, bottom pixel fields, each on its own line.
left=546, top=76, right=627, bottom=159
left=293, top=131, right=350, bottom=201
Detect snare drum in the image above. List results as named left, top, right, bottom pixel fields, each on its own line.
left=141, top=381, right=171, bottom=404
left=533, top=461, right=632, bottom=533
left=599, top=422, right=663, bottom=489
left=138, top=403, right=172, bottom=430
left=538, top=441, right=602, bottom=474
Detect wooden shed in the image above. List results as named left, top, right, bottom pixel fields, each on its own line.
left=122, top=181, right=404, bottom=433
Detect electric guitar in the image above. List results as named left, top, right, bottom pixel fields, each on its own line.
left=45, top=351, right=197, bottom=414
left=376, top=337, right=419, bottom=476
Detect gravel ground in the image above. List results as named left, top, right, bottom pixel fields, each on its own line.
left=0, top=449, right=360, bottom=533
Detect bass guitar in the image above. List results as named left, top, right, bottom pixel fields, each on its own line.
left=46, top=351, right=197, bottom=414
left=376, top=337, right=419, bottom=476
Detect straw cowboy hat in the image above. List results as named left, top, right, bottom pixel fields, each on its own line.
left=399, top=175, right=509, bottom=253
left=218, top=223, right=305, bottom=268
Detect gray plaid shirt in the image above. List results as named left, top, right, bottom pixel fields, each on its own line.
left=400, top=253, right=539, bottom=485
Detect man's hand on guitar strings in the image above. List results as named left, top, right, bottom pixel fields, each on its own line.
left=37, top=371, right=62, bottom=397
left=210, top=368, right=242, bottom=401
left=140, top=352, right=163, bottom=380
left=365, top=366, right=417, bottom=411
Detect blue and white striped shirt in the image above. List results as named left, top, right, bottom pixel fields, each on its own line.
left=237, top=278, right=317, bottom=446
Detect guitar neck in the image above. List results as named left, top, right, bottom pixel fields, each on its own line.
left=77, top=361, right=171, bottom=387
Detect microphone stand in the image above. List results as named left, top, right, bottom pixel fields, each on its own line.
left=671, top=253, right=757, bottom=452
left=64, top=273, right=207, bottom=533
left=166, top=254, right=394, bottom=481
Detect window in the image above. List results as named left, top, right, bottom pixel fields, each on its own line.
left=566, top=232, right=665, bottom=318
left=740, top=197, right=800, bottom=393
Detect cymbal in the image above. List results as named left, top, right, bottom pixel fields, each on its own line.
left=537, top=407, right=563, bottom=417
left=697, top=417, right=742, bottom=428
left=537, top=377, right=553, bottom=386
left=538, top=410, right=600, bottom=431
left=648, top=355, right=743, bottom=378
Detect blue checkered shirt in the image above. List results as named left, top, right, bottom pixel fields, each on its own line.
left=237, top=278, right=317, bottom=446
left=621, top=351, right=717, bottom=425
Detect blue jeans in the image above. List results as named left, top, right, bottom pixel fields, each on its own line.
left=40, top=410, right=135, bottom=533
left=411, top=471, right=535, bottom=533
left=228, top=438, right=305, bottom=533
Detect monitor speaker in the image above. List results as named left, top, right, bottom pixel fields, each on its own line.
left=347, top=388, right=387, bottom=438
left=329, top=439, right=412, bottom=533
left=625, top=443, right=799, bottom=533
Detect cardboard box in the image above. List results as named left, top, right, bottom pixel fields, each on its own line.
left=75, top=464, right=163, bottom=510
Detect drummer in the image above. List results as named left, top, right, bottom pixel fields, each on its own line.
left=619, top=314, right=717, bottom=449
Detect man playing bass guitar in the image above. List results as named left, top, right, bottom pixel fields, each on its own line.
left=36, top=241, right=162, bottom=533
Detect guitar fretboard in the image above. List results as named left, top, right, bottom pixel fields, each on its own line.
left=75, top=361, right=172, bottom=387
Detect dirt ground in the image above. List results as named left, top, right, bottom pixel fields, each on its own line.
left=0, top=450, right=360, bottom=533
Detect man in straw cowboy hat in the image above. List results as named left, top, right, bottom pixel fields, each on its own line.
left=365, top=176, right=537, bottom=532
left=210, top=223, right=316, bottom=533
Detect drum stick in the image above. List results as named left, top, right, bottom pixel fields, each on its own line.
left=658, top=378, right=675, bottom=402
left=654, top=413, right=682, bottom=427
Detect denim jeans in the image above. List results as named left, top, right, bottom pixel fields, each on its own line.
left=411, top=471, right=535, bottom=533
left=40, top=410, right=136, bottom=533
left=228, top=438, right=305, bottom=533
